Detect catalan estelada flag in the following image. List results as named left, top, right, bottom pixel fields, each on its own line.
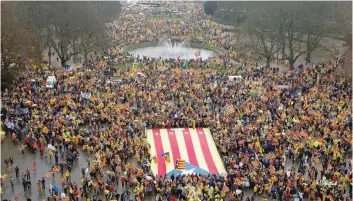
left=161, top=152, right=171, bottom=163
left=152, top=156, right=158, bottom=164
left=50, top=166, right=60, bottom=173
left=223, top=184, right=230, bottom=193
left=175, top=159, right=185, bottom=170
left=1, top=174, right=8, bottom=181
left=147, top=128, right=226, bottom=176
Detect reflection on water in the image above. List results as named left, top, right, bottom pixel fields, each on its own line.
left=129, top=45, right=216, bottom=60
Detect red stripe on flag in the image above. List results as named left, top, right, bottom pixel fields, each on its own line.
left=167, top=129, right=181, bottom=167
left=152, top=129, right=166, bottom=176
left=182, top=128, right=199, bottom=167
left=196, top=128, right=218, bottom=174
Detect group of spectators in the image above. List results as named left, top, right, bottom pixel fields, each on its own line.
left=108, top=2, right=236, bottom=60
left=1, top=1, right=352, bottom=201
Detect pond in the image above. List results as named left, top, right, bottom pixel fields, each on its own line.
left=129, top=42, right=217, bottom=60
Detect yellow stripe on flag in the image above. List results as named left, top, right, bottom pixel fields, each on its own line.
left=174, top=128, right=189, bottom=163
left=160, top=129, right=173, bottom=172
left=204, top=129, right=227, bottom=174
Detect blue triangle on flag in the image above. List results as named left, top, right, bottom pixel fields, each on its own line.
left=166, top=162, right=211, bottom=178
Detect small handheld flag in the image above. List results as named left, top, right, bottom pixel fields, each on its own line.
left=152, top=156, right=158, bottom=164
left=50, top=166, right=60, bottom=173
left=161, top=152, right=171, bottom=163
left=223, top=184, right=230, bottom=193
left=175, top=159, right=185, bottom=170
left=1, top=174, right=8, bottom=181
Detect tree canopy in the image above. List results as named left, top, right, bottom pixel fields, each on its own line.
left=214, top=1, right=352, bottom=68
left=204, top=1, right=218, bottom=16
left=1, top=1, right=121, bottom=89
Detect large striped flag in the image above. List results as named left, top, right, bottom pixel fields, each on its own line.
left=161, top=152, right=171, bottom=163
left=147, top=128, right=227, bottom=176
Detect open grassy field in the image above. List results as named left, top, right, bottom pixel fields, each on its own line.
left=147, top=16, right=179, bottom=21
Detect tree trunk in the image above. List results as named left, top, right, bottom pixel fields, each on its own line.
left=60, top=57, right=68, bottom=66
left=305, top=51, right=311, bottom=64
left=84, top=51, right=88, bottom=65
left=73, top=55, right=78, bottom=63
left=289, top=60, right=295, bottom=70
left=281, top=37, right=285, bottom=60
left=34, top=42, right=42, bottom=66
left=266, top=57, right=271, bottom=68
left=48, top=45, right=52, bottom=65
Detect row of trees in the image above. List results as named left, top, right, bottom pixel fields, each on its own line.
left=1, top=2, right=121, bottom=88
left=207, top=1, right=352, bottom=68
left=204, top=1, right=218, bottom=16
left=208, top=1, right=246, bottom=26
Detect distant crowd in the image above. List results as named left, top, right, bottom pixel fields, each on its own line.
left=1, top=1, right=352, bottom=201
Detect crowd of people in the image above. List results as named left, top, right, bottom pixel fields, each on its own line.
left=109, top=2, right=227, bottom=45
left=106, top=1, right=237, bottom=69
left=1, top=1, right=352, bottom=201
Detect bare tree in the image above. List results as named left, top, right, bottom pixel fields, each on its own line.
left=233, top=2, right=351, bottom=69
left=1, top=2, right=27, bottom=89
left=250, top=30, right=279, bottom=68
left=13, top=2, right=122, bottom=66
left=247, top=8, right=280, bottom=68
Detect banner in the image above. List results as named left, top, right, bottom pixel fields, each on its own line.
left=80, top=92, right=91, bottom=99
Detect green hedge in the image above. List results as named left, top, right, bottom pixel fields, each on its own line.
left=189, top=42, right=226, bottom=54
left=122, top=42, right=159, bottom=52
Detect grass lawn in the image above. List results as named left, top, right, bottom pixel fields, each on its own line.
left=117, top=63, right=144, bottom=70
left=189, top=43, right=227, bottom=54
left=122, top=42, right=158, bottom=52
left=212, top=17, right=235, bottom=26
left=147, top=16, right=178, bottom=21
